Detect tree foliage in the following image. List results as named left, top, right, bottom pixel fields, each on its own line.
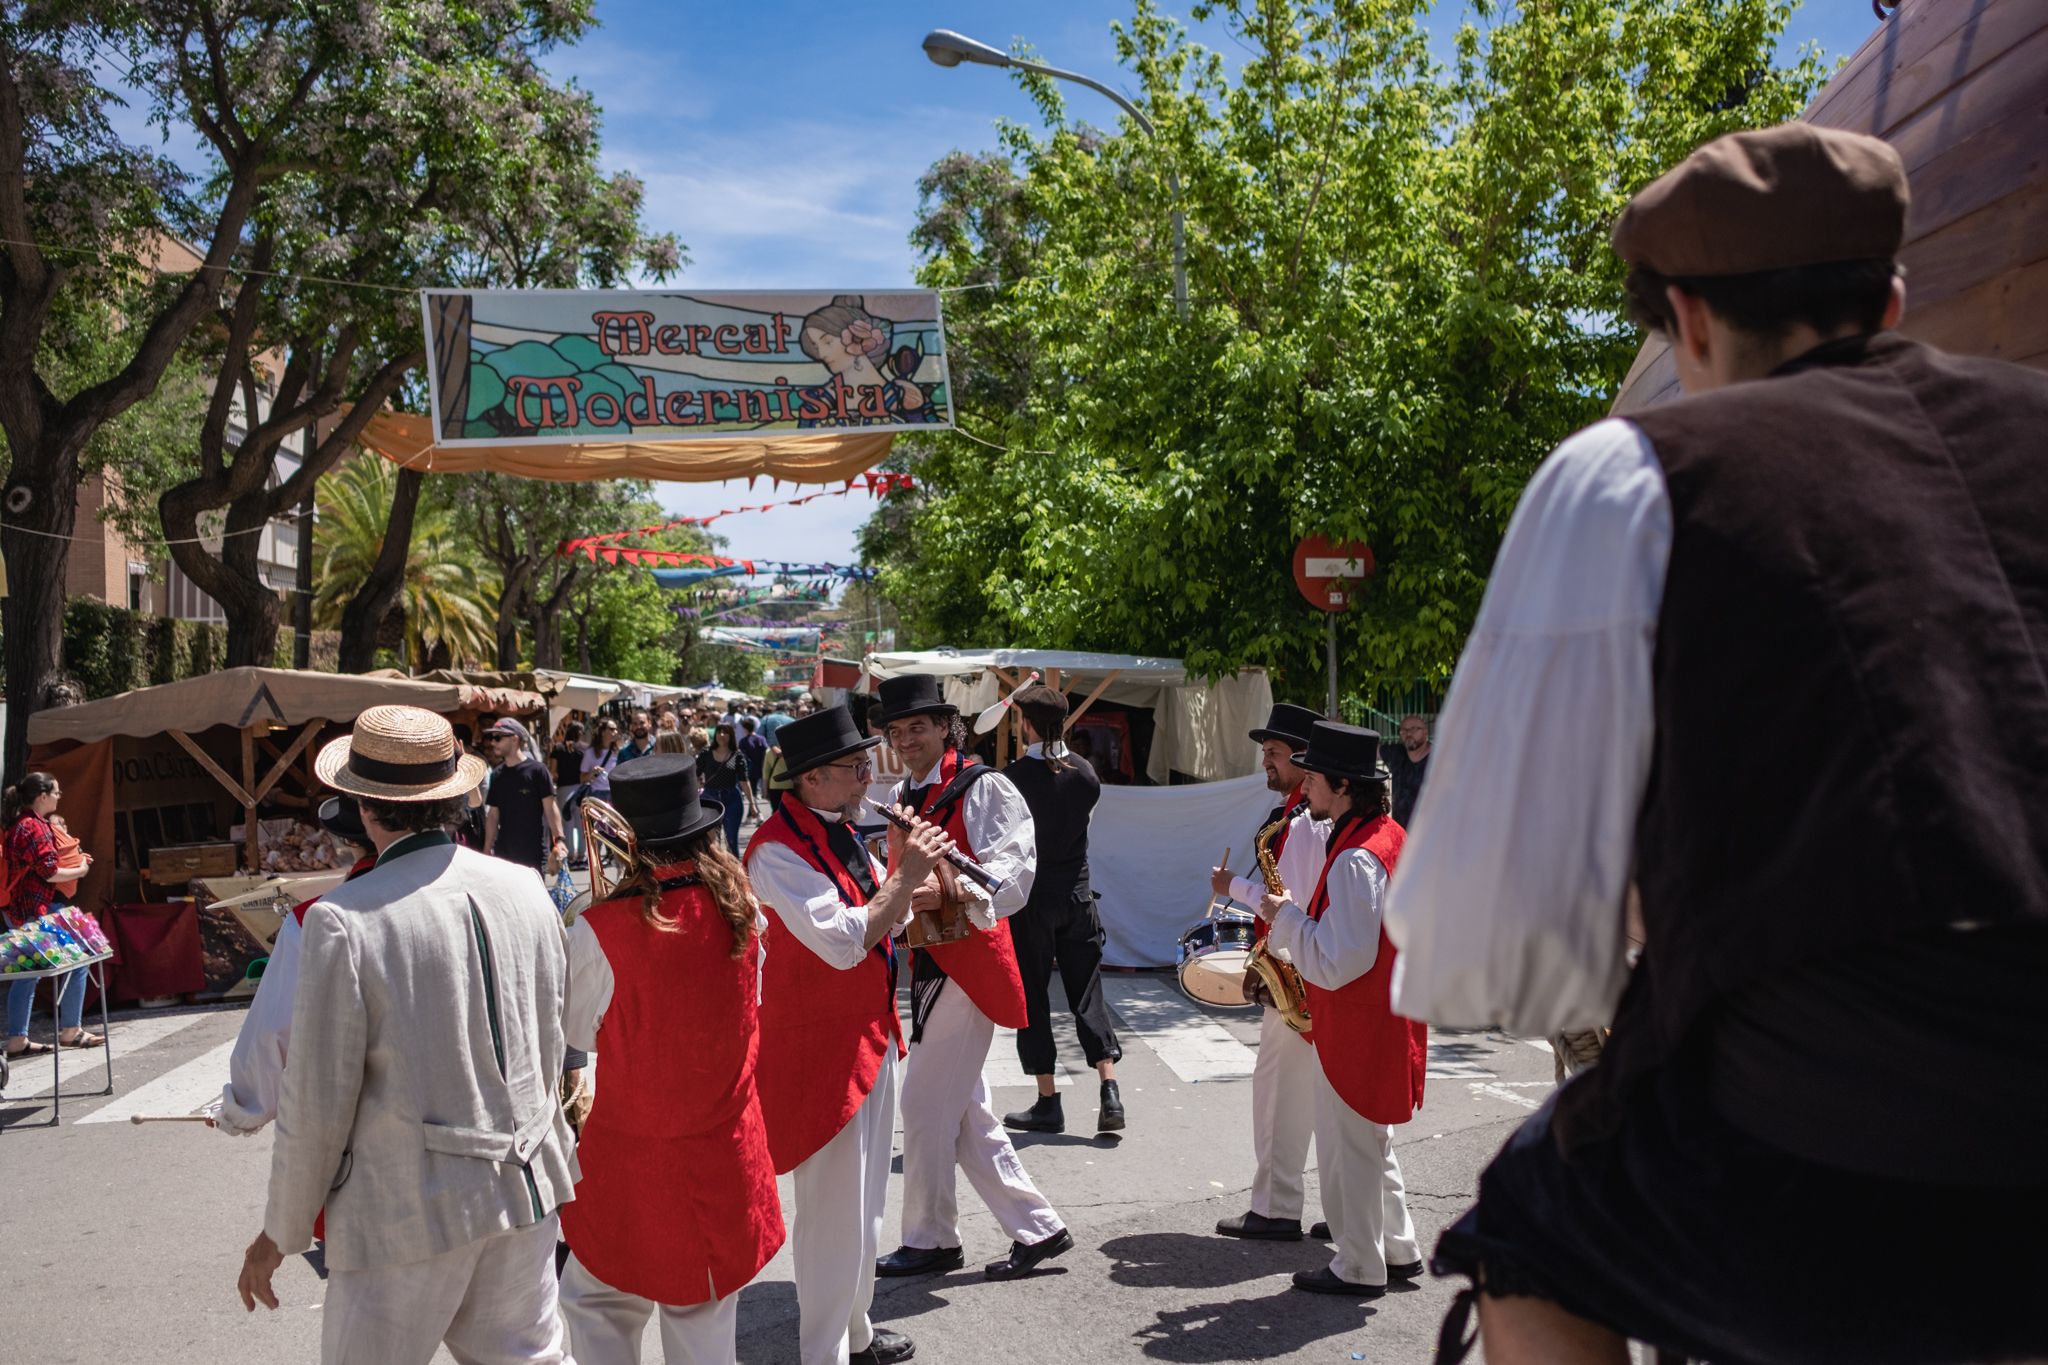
left=866, top=0, right=1824, bottom=701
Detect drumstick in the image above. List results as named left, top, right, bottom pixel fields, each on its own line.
left=128, top=1113, right=214, bottom=1124
left=1203, top=847, right=1232, bottom=918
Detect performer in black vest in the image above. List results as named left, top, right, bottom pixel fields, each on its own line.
left=998, top=683, right=1124, bottom=1136
left=1388, top=123, right=2048, bottom=1365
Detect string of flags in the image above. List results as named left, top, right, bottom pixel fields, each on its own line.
left=637, top=557, right=875, bottom=582
left=557, top=471, right=914, bottom=559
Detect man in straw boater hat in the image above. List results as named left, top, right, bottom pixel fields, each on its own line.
left=1247, top=721, right=1425, bottom=1299
left=868, top=672, right=1073, bottom=1282
left=1388, top=121, right=2048, bottom=1364
left=558, top=754, right=784, bottom=1364
left=1210, top=702, right=1332, bottom=1243
left=211, top=796, right=377, bottom=1141
left=742, top=703, right=950, bottom=1365
left=236, top=705, right=581, bottom=1365
left=999, top=681, right=1126, bottom=1136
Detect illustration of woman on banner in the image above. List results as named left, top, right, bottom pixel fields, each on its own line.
left=796, top=295, right=941, bottom=427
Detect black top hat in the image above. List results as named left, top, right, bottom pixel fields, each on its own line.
left=777, top=703, right=885, bottom=777
left=874, top=673, right=957, bottom=725
left=607, top=754, right=726, bottom=853
left=317, top=795, right=368, bottom=848
left=1291, top=721, right=1394, bottom=784
left=1249, top=702, right=1324, bottom=747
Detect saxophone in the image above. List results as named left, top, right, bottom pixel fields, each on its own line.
left=1249, top=819, right=1313, bottom=1033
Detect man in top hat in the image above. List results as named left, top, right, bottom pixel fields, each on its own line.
left=236, top=705, right=580, bottom=1365
left=1388, top=122, right=2048, bottom=1364
left=870, top=672, right=1073, bottom=1282
left=1000, top=682, right=1124, bottom=1136
left=1210, top=702, right=1332, bottom=1242
left=1250, top=721, right=1425, bottom=1299
left=560, top=754, right=784, bottom=1364
left=744, top=703, right=951, bottom=1365
left=212, top=796, right=378, bottom=1138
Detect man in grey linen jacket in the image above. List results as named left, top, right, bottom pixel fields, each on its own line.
left=236, top=704, right=580, bottom=1365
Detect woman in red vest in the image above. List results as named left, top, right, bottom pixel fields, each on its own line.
left=560, top=754, right=784, bottom=1364
left=1254, top=721, right=1427, bottom=1299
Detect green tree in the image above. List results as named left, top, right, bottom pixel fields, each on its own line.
left=867, top=0, right=1824, bottom=701
left=311, top=453, right=497, bottom=669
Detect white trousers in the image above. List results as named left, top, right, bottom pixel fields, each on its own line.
left=899, top=981, right=1065, bottom=1250
left=559, top=1254, right=734, bottom=1365
left=790, top=1057, right=897, bottom=1365
left=1311, top=1064, right=1420, bottom=1287
left=1249, top=1004, right=1319, bottom=1220
left=321, top=1213, right=571, bottom=1365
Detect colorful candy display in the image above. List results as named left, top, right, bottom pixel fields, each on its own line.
left=0, top=908, right=110, bottom=973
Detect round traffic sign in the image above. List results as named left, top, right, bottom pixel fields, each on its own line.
left=1292, top=535, right=1374, bottom=613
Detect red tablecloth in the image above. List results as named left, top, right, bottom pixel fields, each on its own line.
left=105, top=902, right=205, bottom=1002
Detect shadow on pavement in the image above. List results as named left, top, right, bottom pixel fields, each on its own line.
left=1130, top=1283, right=1373, bottom=1361
left=1099, top=1231, right=1322, bottom=1291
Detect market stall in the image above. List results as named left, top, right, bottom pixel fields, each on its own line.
left=860, top=649, right=1276, bottom=967
left=26, top=666, right=544, bottom=1000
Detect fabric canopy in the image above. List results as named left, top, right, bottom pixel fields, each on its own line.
left=25, top=667, right=541, bottom=746
left=357, top=410, right=895, bottom=484
left=865, top=647, right=1195, bottom=686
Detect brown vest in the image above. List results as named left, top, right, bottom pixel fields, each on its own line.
left=1556, top=334, right=2048, bottom=1157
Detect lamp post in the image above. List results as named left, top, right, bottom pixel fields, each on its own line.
left=923, top=28, right=1187, bottom=319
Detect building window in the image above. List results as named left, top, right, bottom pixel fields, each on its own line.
left=127, top=563, right=149, bottom=614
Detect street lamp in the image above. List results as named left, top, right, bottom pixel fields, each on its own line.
left=923, top=28, right=1187, bottom=318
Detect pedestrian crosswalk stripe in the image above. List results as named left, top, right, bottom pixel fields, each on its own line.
left=1, top=1012, right=209, bottom=1101
left=77, top=1037, right=238, bottom=1124
left=1102, top=976, right=1256, bottom=1084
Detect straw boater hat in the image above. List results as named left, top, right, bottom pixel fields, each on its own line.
left=315, top=705, right=488, bottom=802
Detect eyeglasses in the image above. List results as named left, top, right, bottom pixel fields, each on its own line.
left=823, top=757, right=874, bottom=778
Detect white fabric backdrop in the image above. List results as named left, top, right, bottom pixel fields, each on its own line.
left=1089, top=773, right=1278, bottom=967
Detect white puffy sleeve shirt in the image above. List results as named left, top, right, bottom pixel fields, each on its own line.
left=213, top=912, right=300, bottom=1134
left=745, top=813, right=895, bottom=971
left=1386, top=419, right=1671, bottom=1034
left=1227, top=805, right=1332, bottom=910
left=900, top=762, right=1037, bottom=927
left=1265, top=846, right=1390, bottom=991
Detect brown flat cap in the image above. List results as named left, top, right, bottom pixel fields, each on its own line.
left=1612, top=122, right=1907, bottom=276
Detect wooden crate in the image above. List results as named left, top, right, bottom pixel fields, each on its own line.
left=148, top=842, right=240, bottom=885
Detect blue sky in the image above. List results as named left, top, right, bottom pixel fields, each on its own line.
left=547, top=1, right=1882, bottom=566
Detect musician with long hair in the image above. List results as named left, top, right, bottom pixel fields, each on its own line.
left=869, top=673, right=1073, bottom=1284
left=558, top=755, right=784, bottom=1364
left=743, top=704, right=949, bottom=1365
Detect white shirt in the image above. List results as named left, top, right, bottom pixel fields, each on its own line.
left=213, top=913, right=301, bottom=1134
left=563, top=902, right=771, bottom=1053
left=898, top=757, right=1037, bottom=923
left=1265, top=842, right=1390, bottom=991
left=1021, top=740, right=1067, bottom=760
left=1227, top=799, right=1331, bottom=911
left=745, top=806, right=899, bottom=972
left=1386, top=419, right=1670, bottom=1033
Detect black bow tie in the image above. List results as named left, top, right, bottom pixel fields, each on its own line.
left=823, top=820, right=879, bottom=900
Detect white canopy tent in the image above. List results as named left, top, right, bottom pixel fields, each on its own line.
left=861, top=647, right=1277, bottom=966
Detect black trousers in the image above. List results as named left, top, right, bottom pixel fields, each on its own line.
left=1010, top=882, right=1121, bottom=1074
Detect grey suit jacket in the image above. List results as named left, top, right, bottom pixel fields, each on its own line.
left=262, top=840, right=579, bottom=1270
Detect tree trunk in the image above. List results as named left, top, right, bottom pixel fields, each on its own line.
left=577, top=612, right=592, bottom=672
left=495, top=586, right=525, bottom=669
left=337, top=466, right=424, bottom=672
left=0, top=436, right=78, bottom=779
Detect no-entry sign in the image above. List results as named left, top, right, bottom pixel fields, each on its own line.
left=1292, top=535, right=1374, bottom=612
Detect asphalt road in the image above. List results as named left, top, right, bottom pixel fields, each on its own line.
left=0, top=965, right=1558, bottom=1364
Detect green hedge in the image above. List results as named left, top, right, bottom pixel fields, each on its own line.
left=60, top=598, right=322, bottom=698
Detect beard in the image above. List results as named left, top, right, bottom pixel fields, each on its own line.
left=1264, top=763, right=1288, bottom=792
left=1405, top=736, right=1425, bottom=752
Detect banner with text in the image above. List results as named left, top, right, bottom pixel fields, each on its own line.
left=422, top=289, right=953, bottom=446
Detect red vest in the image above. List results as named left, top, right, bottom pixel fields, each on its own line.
left=745, top=804, right=904, bottom=1174
left=901, top=750, right=1029, bottom=1029
left=1303, top=815, right=1428, bottom=1125
left=560, top=877, right=784, bottom=1303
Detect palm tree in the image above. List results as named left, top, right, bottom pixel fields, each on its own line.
left=314, top=454, right=501, bottom=668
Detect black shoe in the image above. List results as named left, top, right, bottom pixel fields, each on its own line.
left=1097, top=1079, right=1125, bottom=1132
left=1309, top=1220, right=1331, bottom=1240
left=1003, top=1093, right=1065, bottom=1133
left=1389, top=1259, right=1425, bottom=1280
left=850, top=1327, right=915, bottom=1365
left=1215, top=1211, right=1305, bottom=1242
left=875, top=1245, right=964, bottom=1277
left=1292, top=1266, right=1386, bottom=1299
left=985, top=1227, right=1074, bottom=1280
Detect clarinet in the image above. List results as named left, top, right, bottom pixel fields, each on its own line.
left=861, top=798, right=1010, bottom=895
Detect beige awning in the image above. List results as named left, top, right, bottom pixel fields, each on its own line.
left=357, top=410, right=895, bottom=484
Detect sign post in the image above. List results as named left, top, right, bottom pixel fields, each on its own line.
left=1291, top=535, right=1375, bottom=719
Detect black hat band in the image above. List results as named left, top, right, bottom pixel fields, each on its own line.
left=348, top=750, right=459, bottom=785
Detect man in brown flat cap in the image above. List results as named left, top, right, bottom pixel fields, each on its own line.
left=1387, top=121, right=2048, bottom=1364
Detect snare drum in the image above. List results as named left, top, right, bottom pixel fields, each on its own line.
left=1176, top=911, right=1259, bottom=1008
